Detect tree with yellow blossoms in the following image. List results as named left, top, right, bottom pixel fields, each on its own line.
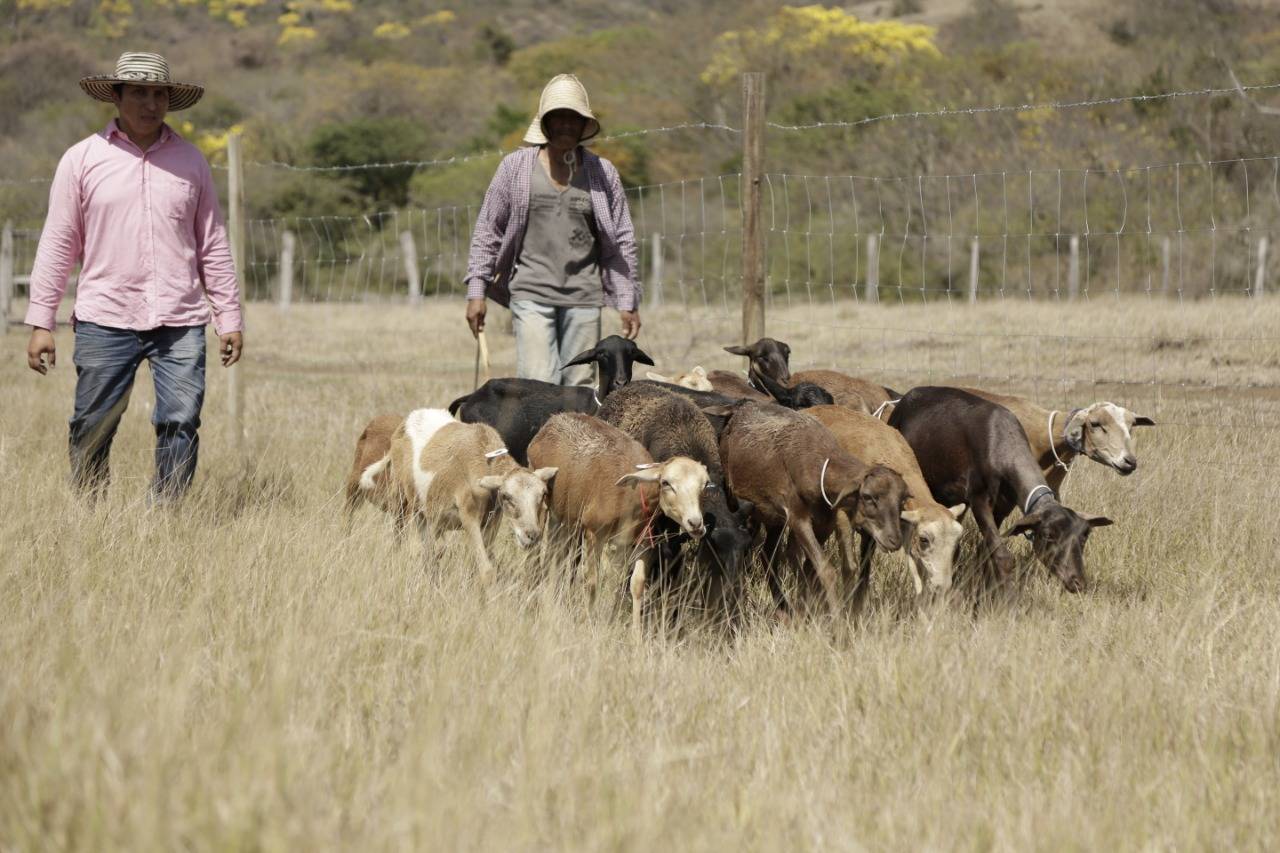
left=701, top=5, right=939, bottom=94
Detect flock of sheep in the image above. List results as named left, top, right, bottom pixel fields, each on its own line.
left=344, top=335, right=1155, bottom=634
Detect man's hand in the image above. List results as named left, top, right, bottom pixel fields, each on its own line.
left=219, top=331, right=243, bottom=367
left=620, top=310, right=641, bottom=340
left=27, top=327, right=56, bottom=375
left=466, top=298, right=487, bottom=338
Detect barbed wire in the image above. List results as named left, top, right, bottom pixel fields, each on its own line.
left=0, top=176, right=53, bottom=186
left=7, top=78, right=1278, bottom=185
left=218, top=122, right=741, bottom=174
left=0, top=122, right=742, bottom=185
left=765, top=81, right=1280, bottom=131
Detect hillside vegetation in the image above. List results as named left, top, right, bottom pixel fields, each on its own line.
left=3, top=0, right=1280, bottom=228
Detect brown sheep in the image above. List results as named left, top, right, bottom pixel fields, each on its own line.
left=806, top=405, right=965, bottom=608
left=712, top=400, right=910, bottom=621
left=527, top=413, right=710, bottom=634
left=957, top=388, right=1154, bottom=493
left=705, top=370, right=771, bottom=401
left=725, top=339, right=896, bottom=412
left=344, top=413, right=406, bottom=523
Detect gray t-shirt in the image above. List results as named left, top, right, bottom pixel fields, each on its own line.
left=508, top=159, right=603, bottom=307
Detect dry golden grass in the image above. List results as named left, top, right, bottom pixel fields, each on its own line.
left=3, top=296, right=1280, bottom=850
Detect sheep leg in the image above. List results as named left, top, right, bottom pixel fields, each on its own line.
left=535, top=517, right=556, bottom=583
left=416, top=514, right=438, bottom=564
left=761, top=525, right=792, bottom=620
left=788, top=538, right=822, bottom=617
left=342, top=476, right=362, bottom=532
left=790, top=516, right=842, bottom=618
left=590, top=541, right=610, bottom=611
left=907, top=553, right=926, bottom=600
left=702, top=558, right=728, bottom=632
left=630, top=553, right=648, bottom=641
left=971, top=497, right=1013, bottom=606
left=581, top=530, right=601, bottom=609
left=462, top=513, right=496, bottom=583
left=833, top=511, right=859, bottom=604
left=849, top=533, right=877, bottom=618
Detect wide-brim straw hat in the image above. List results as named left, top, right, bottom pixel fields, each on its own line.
left=523, top=74, right=601, bottom=146
left=80, top=52, right=204, bottom=112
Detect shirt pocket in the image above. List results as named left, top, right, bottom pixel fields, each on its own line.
left=528, top=192, right=559, bottom=213
left=162, top=175, right=197, bottom=221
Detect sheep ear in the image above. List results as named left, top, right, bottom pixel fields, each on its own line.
left=735, top=499, right=754, bottom=519
left=1065, top=415, right=1085, bottom=445
left=1133, top=415, right=1156, bottom=427
left=691, top=365, right=707, bottom=377
left=948, top=503, right=967, bottom=520
left=534, top=467, right=558, bottom=483
left=616, top=468, right=662, bottom=486
left=563, top=347, right=601, bottom=368
left=631, top=347, right=655, bottom=366
left=900, top=508, right=923, bottom=524
left=832, top=478, right=866, bottom=513
left=723, top=344, right=751, bottom=356
left=700, top=404, right=737, bottom=418
left=646, top=371, right=671, bottom=382
left=1004, top=512, right=1043, bottom=537
left=476, top=475, right=504, bottom=493
left=1078, top=513, right=1114, bottom=528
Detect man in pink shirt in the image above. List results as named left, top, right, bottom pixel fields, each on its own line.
left=24, top=52, right=244, bottom=503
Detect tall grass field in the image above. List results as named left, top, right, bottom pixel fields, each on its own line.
left=3, top=296, right=1279, bottom=849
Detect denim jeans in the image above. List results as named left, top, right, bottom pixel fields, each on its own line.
left=69, top=321, right=207, bottom=502
left=510, top=300, right=602, bottom=386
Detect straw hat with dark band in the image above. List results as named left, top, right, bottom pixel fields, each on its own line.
left=80, top=52, right=204, bottom=112
left=523, top=74, right=600, bottom=146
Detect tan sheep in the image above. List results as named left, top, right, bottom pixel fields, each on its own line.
left=806, top=405, right=965, bottom=606
left=350, top=408, right=556, bottom=578
left=527, top=412, right=709, bottom=635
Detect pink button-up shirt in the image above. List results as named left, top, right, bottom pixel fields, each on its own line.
left=24, top=120, right=243, bottom=335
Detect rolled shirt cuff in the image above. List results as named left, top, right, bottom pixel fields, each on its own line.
left=23, top=304, right=58, bottom=331
left=615, top=287, right=639, bottom=312
left=212, top=309, right=243, bottom=336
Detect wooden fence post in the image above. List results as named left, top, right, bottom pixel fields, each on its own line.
left=865, top=234, right=879, bottom=303
left=0, top=221, right=12, bottom=334
left=741, top=72, right=765, bottom=345
left=226, top=132, right=246, bottom=453
left=1067, top=235, right=1080, bottom=300
left=278, top=230, right=295, bottom=311
left=649, top=233, right=664, bottom=308
left=1255, top=235, right=1268, bottom=298
left=1161, top=236, right=1171, bottom=297
left=401, top=230, right=421, bottom=304
left=968, top=236, right=979, bottom=304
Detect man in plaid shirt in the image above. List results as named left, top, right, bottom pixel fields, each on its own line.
left=464, top=75, right=641, bottom=386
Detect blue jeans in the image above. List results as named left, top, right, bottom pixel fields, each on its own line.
left=70, top=322, right=207, bottom=502
left=510, top=300, right=601, bottom=386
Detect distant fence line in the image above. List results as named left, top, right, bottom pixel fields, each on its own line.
left=9, top=69, right=1280, bottom=319
left=5, top=156, right=1280, bottom=333
left=3, top=74, right=1280, bottom=444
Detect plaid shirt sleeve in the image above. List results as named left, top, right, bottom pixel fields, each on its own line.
left=465, top=156, right=514, bottom=300
left=605, top=161, right=641, bottom=311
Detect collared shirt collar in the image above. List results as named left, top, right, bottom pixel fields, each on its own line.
left=105, top=118, right=175, bottom=152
